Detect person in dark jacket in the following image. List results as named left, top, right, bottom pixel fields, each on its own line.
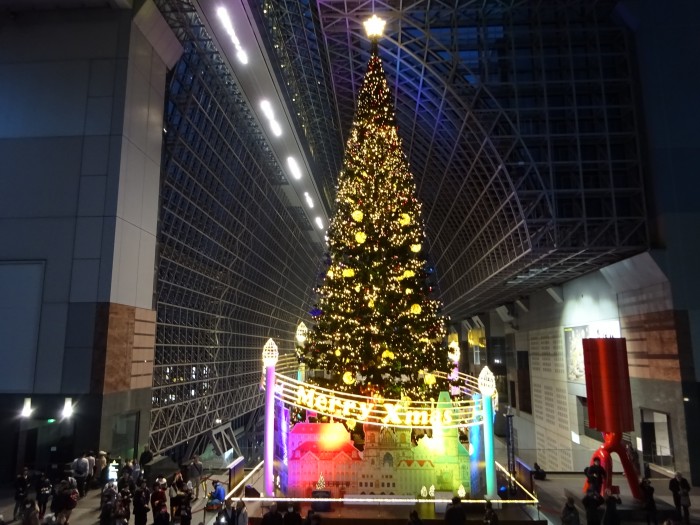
left=584, top=458, right=606, bottom=495
left=445, top=497, right=466, bottom=525
left=561, top=496, right=580, bottom=525
left=483, top=500, right=499, bottom=525
left=284, top=504, right=302, bottom=525
left=581, top=489, right=603, bottom=525
left=261, top=503, right=283, bottom=525
left=14, top=468, right=31, bottom=521
left=640, top=477, right=658, bottom=525
left=35, top=473, right=52, bottom=519
left=668, top=471, right=691, bottom=525
left=133, top=479, right=151, bottom=525
left=601, top=488, right=621, bottom=525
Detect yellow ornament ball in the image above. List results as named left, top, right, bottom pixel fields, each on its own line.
left=355, top=231, right=367, bottom=244
left=399, top=213, right=411, bottom=226
left=342, top=268, right=355, bottom=278
left=423, top=373, right=436, bottom=386
left=335, top=349, right=341, bottom=357
left=403, top=269, right=415, bottom=279
left=410, top=243, right=422, bottom=253
left=351, top=210, right=364, bottom=222
left=368, top=299, right=375, bottom=308
left=355, top=285, right=361, bottom=292
left=410, top=303, right=422, bottom=314
left=382, top=350, right=395, bottom=360
left=343, top=371, right=356, bottom=384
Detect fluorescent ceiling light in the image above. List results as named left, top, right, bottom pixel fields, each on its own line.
left=216, top=7, right=248, bottom=65
left=303, top=192, right=314, bottom=208
left=260, top=100, right=274, bottom=119
left=270, top=120, right=282, bottom=137
left=315, top=217, right=324, bottom=229
left=287, top=157, right=302, bottom=180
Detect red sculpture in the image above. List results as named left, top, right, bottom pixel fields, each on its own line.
left=582, top=337, right=641, bottom=500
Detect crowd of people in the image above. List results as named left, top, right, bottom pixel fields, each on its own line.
left=6, top=449, right=214, bottom=525
left=546, top=459, right=694, bottom=525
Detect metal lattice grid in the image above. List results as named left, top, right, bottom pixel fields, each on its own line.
left=151, top=0, right=321, bottom=455
left=258, top=0, right=647, bottom=319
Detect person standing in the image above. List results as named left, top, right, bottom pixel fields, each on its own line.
left=669, top=471, right=691, bottom=525
left=85, top=452, right=96, bottom=492
left=133, top=479, right=151, bottom=525
left=601, top=489, right=621, bottom=525
left=35, top=473, right=52, bottom=519
left=640, top=477, right=658, bottom=525
left=445, top=497, right=466, bottom=525
left=235, top=500, right=248, bottom=525
left=584, top=457, right=606, bottom=495
left=189, top=456, right=204, bottom=500
left=284, top=504, right=302, bottom=525
left=14, top=467, right=31, bottom=521
left=483, top=501, right=499, bottom=525
left=218, top=499, right=236, bottom=525
left=139, top=446, right=154, bottom=483
left=261, top=503, right=283, bottom=525
left=561, top=496, right=580, bottom=525
left=407, top=510, right=423, bottom=525
left=71, top=454, right=89, bottom=498
left=581, top=490, right=603, bottom=525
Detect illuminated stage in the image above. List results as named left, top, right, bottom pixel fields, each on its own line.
left=253, top=340, right=538, bottom=511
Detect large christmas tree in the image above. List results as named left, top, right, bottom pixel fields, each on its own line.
left=301, top=23, right=448, bottom=401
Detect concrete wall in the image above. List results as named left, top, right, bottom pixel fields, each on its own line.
left=0, top=2, right=179, bottom=475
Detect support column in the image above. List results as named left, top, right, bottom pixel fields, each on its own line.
left=262, top=339, right=279, bottom=497
left=479, top=366, right=497, bottom=499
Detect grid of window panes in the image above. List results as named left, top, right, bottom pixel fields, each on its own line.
left=261, top=0, right=647, bottom=318
left=150, top=6, right=321, bottom=453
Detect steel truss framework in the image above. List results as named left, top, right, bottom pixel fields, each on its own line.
left=257, top=0, right=647, bottom=319
left=148, top=0, right=648, bottom=455
left=151, top=0, right=321, bottom=455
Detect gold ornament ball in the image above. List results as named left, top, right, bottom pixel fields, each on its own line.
left=343, top=371, right=356, bottom=384
left=399, top=213, right=411, bottom=226
left=410, top=243, right=422, bottom=253
left=410, top=303, right=422, bottom=314
left=355, top=231, right=367, bottom=244
left=342, top=268, right=355, bottom=278
left=423, top=373, right=436, bottom=386
left=335, top=349, right=341, bottom=356
left=351, top=210, right=364, bottom=222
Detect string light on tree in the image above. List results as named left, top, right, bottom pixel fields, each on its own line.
left=301, top=14, right=449, bottom=400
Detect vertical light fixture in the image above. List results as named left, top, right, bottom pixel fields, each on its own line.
left=262, top=338, right=279, bottom=497
left=62, top=397, right=73, bottom=418
left=21, top=398, right=32, bottom=418
left=478, top=367, right=497, bottom=499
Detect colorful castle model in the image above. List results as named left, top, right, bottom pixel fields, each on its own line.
left=286, top=392, right=473, bottom=498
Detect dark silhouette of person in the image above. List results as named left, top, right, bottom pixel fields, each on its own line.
left=445, top=496, right=466, bottom=525
left=584, top=457, right=606, bottom=494
left=601, top=489, right=621, bottom=525
left=533, top=462, right=547, bottom=481
left=582, top=489, right=603, bottom=525
left=668, top=471, right=691, bottom=525
left=640, top=477, right=658, bottom=525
